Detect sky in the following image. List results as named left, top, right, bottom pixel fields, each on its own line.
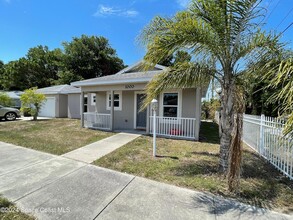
left=0, top=0, right=292, bottom=66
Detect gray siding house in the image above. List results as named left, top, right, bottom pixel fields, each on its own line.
left=37, top=85, right=81, bottom=118
left=72, top=61, right=207, bottom=140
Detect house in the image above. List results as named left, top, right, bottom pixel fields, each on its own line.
left=0, top=91, right=23, bottom=108
left=37, top=85, right=81, bottom=118
left=71, top=61, right=207, bottom=140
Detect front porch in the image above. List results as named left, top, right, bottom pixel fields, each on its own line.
left=83, top=112, right=198, bottom=140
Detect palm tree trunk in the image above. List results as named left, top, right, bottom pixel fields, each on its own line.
left=219, top=80, right=234, bottom=173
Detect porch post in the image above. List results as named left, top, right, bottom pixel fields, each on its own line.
left=146, top=104, right=150, bottom=134
left=194, top=88, right=202, bottom=140
left=110, top=90, right=114, bottom=131
left=81, top=91, right=85, bottom=128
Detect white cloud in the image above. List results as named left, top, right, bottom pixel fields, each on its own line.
left=176, top=0, right=190, bottom=8
left=93, top=5, right=139, bottom=18
left=123, top=10, right=139, bottom=17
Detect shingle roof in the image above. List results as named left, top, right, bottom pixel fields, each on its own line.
left=37, top=85, right=81, bottom=95
left=71, top=60, right=167, bottom=87
left=71, top=71, right=161, bottom=87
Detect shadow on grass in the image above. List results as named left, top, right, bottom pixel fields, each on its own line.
left=155, top=155, right=179, bottom=160
left=191, top=151, right=219, bottom=157
left=172, top=159, right=219, bottom=176
left=199, top=121, right=220, bottom=144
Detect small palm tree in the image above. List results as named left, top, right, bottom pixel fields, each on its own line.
left=140, top=0, right=280, bottom=187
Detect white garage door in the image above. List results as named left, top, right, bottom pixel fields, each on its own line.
left=39, top=97, right=56, bottom=117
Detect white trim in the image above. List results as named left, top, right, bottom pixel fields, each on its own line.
left=159, top=89, right=182, bottom=118
left=134, top=91, right=146, bottom=129
left=91, top=93, right=96, bottom=106
left=106, top=91, right=122, bottom=111
left=71, top=77, right=155, bottom=87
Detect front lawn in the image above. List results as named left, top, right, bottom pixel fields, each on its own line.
left=0, top=119, right=113, bottom=155
left=0, top=196, right=34, bottom=220
left=94, top=122, right=293, bottom=214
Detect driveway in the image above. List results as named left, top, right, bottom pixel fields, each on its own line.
left=0, top=141, right=292, bottom=220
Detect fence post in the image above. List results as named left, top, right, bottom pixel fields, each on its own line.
left=259, top=114, right=265, bottom=155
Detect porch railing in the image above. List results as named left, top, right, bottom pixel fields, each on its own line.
left=83, top=112, right=111, bottom=130
left=149, top=116, right=196, bottom=139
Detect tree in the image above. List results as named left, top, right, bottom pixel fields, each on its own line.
left=140, top=0, right=279, bottom=191
left=0, top=92, right=12, bottom=106
left=264, top=57, right=293, bottom=135
left=53, top=70, right=83, bottom=85
left=62, top=35, right=125, bottom=80
left=0, top=46, right=63, bottom=90
left=20, top=88, right=46, bottom=120
left=1, top=59, right=31, bottom=90
left=25, top=46, right=64, bottom=88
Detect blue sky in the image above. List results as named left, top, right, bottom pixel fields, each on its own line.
left=0, top=0, right=292, bottom=66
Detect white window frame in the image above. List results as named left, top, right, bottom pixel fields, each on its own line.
left=106, top=91, right=122, bottom=111
left=91, top=93, right=96, bottom=106
left=159, top=90, right=182, bottom=118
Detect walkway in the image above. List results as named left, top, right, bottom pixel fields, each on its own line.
left=0, top=141, right=292, bottom=220
left=62, top=132, right=140, bottom=163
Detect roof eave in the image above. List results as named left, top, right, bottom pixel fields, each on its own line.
left=71, top=77, right=153, bottom=87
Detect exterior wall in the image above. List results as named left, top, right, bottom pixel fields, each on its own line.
left=82, top=83, right=147, bottom=92
left=68, top=94, right=81, bottom=119
left=58, top=94, right=68, bottom=118
left=87, top=93, right=96, bottom=112
left=182, top=88, right=196, bottom=118
left=96, top=92, right=108, bottom=113
left=113, top=91, right=134, bottom=130
left=95, top=91, right=135, bottom=130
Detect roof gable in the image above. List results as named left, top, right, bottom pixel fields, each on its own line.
left=116, top=60, right=166, bottom=75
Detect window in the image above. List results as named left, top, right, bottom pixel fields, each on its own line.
left=91, top=93, right=96, bottom=106
left=106, top=91, right=122, bottom=111
left=162, top=92, right=180, bottom=118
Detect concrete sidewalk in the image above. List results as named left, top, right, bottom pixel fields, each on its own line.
left=62, top=132, right=140, bottom=163
left=0, top=141, right=292, bottom=220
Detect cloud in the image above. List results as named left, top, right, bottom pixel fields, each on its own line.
left=176, top=0, right=190, bottom=8
left=93, top=5, right=139, bottom=18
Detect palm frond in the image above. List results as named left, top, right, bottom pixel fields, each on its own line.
left=142, top=62, right=212, bottom=109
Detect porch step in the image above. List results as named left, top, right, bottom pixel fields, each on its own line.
left=62, top=133, right=140, bottom=163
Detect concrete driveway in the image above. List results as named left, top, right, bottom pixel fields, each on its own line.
left=0, top=141, right=292, bottom=220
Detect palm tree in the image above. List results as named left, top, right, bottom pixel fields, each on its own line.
left=265, top=57, right=293, bottom=135
left=140, top=0, right=279, bottom=177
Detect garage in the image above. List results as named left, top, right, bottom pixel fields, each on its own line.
left=39, top=97, right=56, bottom=117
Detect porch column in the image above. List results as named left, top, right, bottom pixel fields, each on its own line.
left=146, top=104, right=150, bottom=134
left=81, top=91, right=85, bottom=128
left=110, top=90, right=114, bottom=131
left=194, top=88, right=202, bottom=140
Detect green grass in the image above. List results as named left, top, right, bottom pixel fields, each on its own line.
left=0, top=118, right=113, bottom=155
left=94, top=121, right=293, bottom=214
left=0, top=196, right=34, bottom=220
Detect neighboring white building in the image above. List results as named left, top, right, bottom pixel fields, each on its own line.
left=37, top=85, right=81, bottom=118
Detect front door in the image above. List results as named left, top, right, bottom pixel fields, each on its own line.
left=136, top=94, right=147, bottom=129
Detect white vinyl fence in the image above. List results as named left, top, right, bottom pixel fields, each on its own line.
left=149, top=116, right=196, bottom=139
left=243, top=114, right=293, bottom=180
left=83, top=112, right=111, bottom=130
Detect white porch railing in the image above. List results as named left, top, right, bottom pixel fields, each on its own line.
left=150, top=116, right=196, bottom=139
left=243, top=114, right=293, bottom=180
left=83, top=112, right=111, bottom=130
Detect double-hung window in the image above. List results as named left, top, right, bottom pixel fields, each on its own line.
left=162, top=93, right=179, bottom=117
left=106, top=92, right=122, bottom=111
